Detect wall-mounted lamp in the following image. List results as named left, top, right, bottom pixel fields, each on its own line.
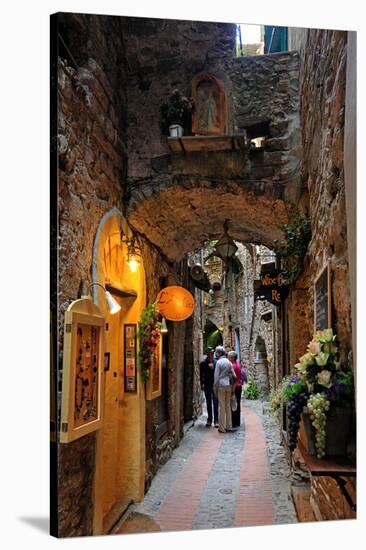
left=161, top=317, right=168, bottom=333
left=120, top=228, right=142, bottom=272
left=214, top=220, right=238, bottom=263
left=87, top=282, right=121, bottom=315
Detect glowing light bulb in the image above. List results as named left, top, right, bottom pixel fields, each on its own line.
left=128, top=258, right=139, bottom=272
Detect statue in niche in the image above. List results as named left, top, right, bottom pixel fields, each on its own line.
left=192, top=74, right=226, bottom=135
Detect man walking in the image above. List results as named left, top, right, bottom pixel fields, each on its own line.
left=200, top=348, right=219, bottom=427
left=213, top=346, right=236, bottom=433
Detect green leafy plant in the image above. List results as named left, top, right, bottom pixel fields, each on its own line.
left=160, top=89, right=194, bottom=133
left=273, top=213, right=311, bottom=282
left=244, top=379, right=260, bottom=400
left=138, top=302, right=162, bottom=384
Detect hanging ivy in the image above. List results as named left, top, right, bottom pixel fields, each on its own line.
left=138, top=301, right=162, bottom=384
left=273, top=213, right=311, bottom=283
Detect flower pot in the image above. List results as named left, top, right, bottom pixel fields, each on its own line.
left=300, top=406, right=353, bottom=457
left=169, top=124, right=183, bottom=137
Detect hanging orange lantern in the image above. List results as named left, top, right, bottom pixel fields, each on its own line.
left=156, top=286, right=195, bottom=321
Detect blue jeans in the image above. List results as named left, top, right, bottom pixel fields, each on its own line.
left=204, top=385, right=218, bottom=424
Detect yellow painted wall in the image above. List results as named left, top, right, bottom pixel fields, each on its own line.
left=93, top=213, right=146, bottom=531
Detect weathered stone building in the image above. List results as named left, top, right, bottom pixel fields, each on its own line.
left=284, top=27, right=356, bottom=523
left=200, top=242, right=278, bottom=398
left=52, top=12, right=356, bottom=537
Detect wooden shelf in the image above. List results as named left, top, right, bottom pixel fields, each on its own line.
left=297, top=440, right=356, bottom=477
left=167, top=134, right=246, bottom=153
left=296, top=440, right=356, bottom=512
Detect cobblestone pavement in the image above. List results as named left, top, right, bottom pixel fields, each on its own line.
left=115, top=398, right=297, bottom=534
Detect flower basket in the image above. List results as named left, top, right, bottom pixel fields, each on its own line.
left=272, top=329, right=355, bottom=459
left=300, top=405, right=353, bottom=456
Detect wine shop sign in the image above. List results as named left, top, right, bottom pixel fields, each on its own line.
left=255, top=270, right=291, bottom=306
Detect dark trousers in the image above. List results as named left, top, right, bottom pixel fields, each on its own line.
left=204, top=385, right=218, bottom=424
left=231, top=386, right=242, bottom=427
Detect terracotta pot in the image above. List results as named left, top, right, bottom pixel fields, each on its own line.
left=300, top=405, right=353, bottom=457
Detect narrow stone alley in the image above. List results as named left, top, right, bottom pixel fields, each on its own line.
left=114, top=398, right=297, bottom=535
left=52, top=12, right=356, bottom=539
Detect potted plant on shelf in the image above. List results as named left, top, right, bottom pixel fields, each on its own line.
left=160, top=89, right=194, bottom=137
left=272, top=329, right=354, bottom=459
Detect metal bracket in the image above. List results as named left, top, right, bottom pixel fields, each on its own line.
left=330, top=474, right=356, bottom=512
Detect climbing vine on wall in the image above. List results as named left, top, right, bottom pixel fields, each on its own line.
left=138, top=301, right=162, bottom=383
left=273, top=213, right=311, bottom=283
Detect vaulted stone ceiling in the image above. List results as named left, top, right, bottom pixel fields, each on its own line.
left=126, top=179, right=291, bottom=261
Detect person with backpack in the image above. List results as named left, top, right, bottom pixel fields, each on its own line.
left=228, top=351, right=243, bottom=428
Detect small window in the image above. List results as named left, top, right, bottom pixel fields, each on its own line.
left=236, top=24, right=264, bottom=57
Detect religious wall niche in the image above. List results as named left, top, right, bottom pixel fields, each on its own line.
left=192, top=74, right=227, bottom=136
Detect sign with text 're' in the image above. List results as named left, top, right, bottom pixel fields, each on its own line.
left=255, top=270, right=291, bottom=306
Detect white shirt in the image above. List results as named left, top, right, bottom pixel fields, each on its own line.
left=214, top=357, right=233, bottom=388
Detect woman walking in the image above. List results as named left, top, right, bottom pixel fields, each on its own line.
left=213, top=346, right=237, bottom=433
left=228, top=351, right=242, bottom=428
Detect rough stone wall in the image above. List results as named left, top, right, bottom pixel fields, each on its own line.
left=123, top=16, right=300, bottom=184
left=123, top=17, right=236, bottom=179
left=229, top=51, right=301, bottom=193
left=288, top=28, right=354, bottom=522
left=192, top=286, right=204, bottom=419
left=56, top=13, right=128, bottom=537
left=297, top=29, right=351, bottom=360
left=57, top=432, right=96, bottom=537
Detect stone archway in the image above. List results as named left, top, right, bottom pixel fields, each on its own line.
left=204, top=319, right=223, bottom=351
left=126, top=179, right=291, bottom=262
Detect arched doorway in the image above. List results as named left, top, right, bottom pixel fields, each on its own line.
left=203, top=320, right=223, bottom=351
left=92, top=210, right=147, bottom=534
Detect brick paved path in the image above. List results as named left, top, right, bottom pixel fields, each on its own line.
left=115, top=400, right=297, bottom=534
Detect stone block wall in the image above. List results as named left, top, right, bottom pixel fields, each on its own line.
left=293, top=29, right=351, bottom=359
left=229, top=51, right=301, bottom=193
left=287, top=28, right=354, bottom=522
left=56, top=12, right=128, bottom=537
left=123, top=17, right=236, bottom=180
left=123, top=16, right=302, bottom=204
left=57, top=432, right=96, bottom=537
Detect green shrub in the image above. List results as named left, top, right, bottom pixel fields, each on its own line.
left=273, top=213, right=311, bottom=283
left=244, top=379, right=260, bottom=400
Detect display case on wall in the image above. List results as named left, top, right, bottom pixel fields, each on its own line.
left=124, top=323, right=137, bottom=392
left=60, top=298, right=105, bottom=443
left=146, top=334, right=163, bottom=400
